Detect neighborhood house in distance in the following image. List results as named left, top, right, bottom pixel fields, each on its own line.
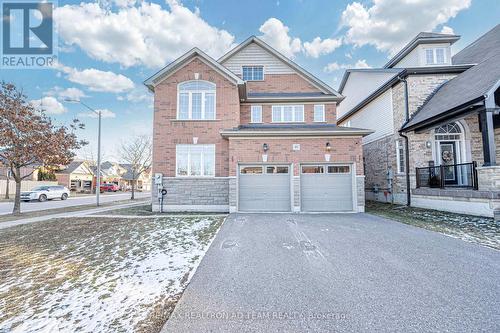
left=146, top=25, right=499, bottom=218
left=338, top=24, right=500, bottom=218
left=146, top=36, right=372, bottom=213
left=54, top=160, right=151, bottom=193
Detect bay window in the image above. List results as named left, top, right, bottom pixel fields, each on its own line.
left=176, top=144, right=215, bottom=177
left=272, top=105, right=304, bottom=122
left=177, top=80, right=216, bottom=120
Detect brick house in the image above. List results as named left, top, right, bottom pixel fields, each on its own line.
left=337, top=25, right=500, bottom=218
left=145, top=36, right=371, bottom=213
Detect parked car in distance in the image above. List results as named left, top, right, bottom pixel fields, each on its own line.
left=100, top=183, right=120, bottom=192
left=20, top=185, right=70, bottom=202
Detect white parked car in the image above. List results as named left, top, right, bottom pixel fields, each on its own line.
left=20, top=185, right=70, bottom=202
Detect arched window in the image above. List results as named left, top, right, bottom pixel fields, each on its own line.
left=177, top=80, right=216, bottom=120
left=434, top=122, right=461, bottom=141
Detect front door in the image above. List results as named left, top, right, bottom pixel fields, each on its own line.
left=439, top=142, right=457, bottom=185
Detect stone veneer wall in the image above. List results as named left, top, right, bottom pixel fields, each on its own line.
left=477, top=166, right=500, bottom=191
left=152, top=177, right=229, bottom=212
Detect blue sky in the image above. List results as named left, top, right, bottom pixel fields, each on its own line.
left=1, top=0, right=499, bottom=161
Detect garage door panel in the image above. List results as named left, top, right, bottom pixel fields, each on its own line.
left=301, top=169, right=353, bottom=212
left=239, top=171, right=290, bottom=212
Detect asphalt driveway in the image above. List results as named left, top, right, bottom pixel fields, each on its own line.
left=163, top=213, right=500, bottom=333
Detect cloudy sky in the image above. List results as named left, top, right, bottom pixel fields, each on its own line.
left=2, top=0, right=498, bottom=161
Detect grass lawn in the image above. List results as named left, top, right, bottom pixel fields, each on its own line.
left=366, top=201, right=499, bottom=250
left=0, top=213, right=225, bottom=332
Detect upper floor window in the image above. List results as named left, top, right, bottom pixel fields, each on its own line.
left=242, top=66, right=264, bottom=81
left=272, top=105, right=304, bottom=123
left=251, top=105, right=262, bottom=123
left=313, top=105, right=325, bottom=122
left=177, top=80, right=216, bottom=120
left=425, top=48, right=446, bottom=65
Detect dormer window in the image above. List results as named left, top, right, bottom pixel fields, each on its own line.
left=177, top=80, right=216, bottom=120
left=242, top=66, right=264, bottom=81
left=425, top=48, right=446, bottom=65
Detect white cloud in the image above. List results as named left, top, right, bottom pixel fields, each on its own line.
left=78, top=109, right=116, bottom=119
left=48, top=87, right=88, bottom=100
left=440, top=25, right=455, bottom=34
left=54, top=1, right=235, bottom=68
left=259, top=18, right=302, bottom=58
left=303, top=37, right=342, bottom=58
left=54, top=63, right=134, bottom=93
left=323, top=59, right=371, bottom=73
left=30, top=96, right=67, bottom=114
left=353, top=59, right=371, bottom=69
left=118, top=86, right=153, bottom=104
left=323, top=62, right=341, bottom=73
left=341, top=0, right=471, bottom=54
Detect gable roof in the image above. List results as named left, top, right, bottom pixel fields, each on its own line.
left=57, top=160, right=85, bottom=174
left=144, top=48, right=244, bottom=92
left=452, top=24, right=500, bottom=65
left=384, top=32, right=460, bottom=68
left=338, top=68, right=402, bottom=94
left=219, top=36, right=343, bottom=99
left=402, top=52, right=500, bottom=131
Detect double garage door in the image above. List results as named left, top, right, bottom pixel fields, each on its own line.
left=238, top=164, right=353, bottom=212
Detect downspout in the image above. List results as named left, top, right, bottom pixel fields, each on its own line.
left=398, top=76, right=411, bottom=207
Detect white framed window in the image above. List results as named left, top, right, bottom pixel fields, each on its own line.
left=250, top=105, right=262, bottom=123
left=424, top=48, right=446, bottom=65
left=242, top=66, right=264, bottom=81
left=177, top=80, right=216, bottom=120
left=272, top=105, right=304, bottom=123
left=313, top=105, right=325, bottom=122
left=396, top=140, right=405, bottom=173
left=176, top=144, right=215, bottom=177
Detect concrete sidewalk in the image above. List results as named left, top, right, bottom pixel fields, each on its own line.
left=0, top=201, right=148, bottom=230
left=163, top=213, right=500, bottom=333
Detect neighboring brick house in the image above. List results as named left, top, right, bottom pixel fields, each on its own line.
left=145, top=36, right=371, bottom=213
left=338, top=25, right=500, bottom=218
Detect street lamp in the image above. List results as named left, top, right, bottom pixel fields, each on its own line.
left=65, top=98, right=102, bottom=207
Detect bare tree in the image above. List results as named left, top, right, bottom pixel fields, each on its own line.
left=119, top=135, right=152, bottom=200
left=0, top=82, right=86, bottom=214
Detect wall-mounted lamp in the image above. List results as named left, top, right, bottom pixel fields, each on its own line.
left=263, top=143, right=269, bottom=152
left=325, top=142, right=331, bottom=152
left=425, top=141, right=432, bottom=148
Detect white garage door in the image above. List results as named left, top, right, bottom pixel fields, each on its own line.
left=301, top=165, right=353, bottom=212
left=238, top=165, right=291, bottom=212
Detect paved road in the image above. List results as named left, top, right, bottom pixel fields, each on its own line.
left=163, top=213, right=500, bottom=333
left=0, top=192, right=150, bottom=215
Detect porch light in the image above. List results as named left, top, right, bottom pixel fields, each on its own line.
left=326, top=142, right=331, bottom=152
left=426, top=141, right=432, bottom=148
left=263, top=143, right=269, bottom=152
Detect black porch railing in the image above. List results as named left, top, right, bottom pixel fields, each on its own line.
left=416, top=161, right=478, bottom=190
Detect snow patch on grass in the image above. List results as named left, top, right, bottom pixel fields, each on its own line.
left=0, top=215, right=225, bottom=332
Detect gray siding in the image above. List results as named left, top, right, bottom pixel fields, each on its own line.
left=221, top=43, right=294, bottom=75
